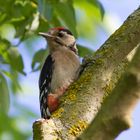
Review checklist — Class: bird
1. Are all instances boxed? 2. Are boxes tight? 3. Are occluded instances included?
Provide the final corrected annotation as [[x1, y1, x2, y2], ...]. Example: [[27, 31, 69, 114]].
[[38, 27, 80, 119]]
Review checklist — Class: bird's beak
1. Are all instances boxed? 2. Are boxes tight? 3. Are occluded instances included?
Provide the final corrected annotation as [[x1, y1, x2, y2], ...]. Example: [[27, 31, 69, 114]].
[[38, 32, 54, 39]]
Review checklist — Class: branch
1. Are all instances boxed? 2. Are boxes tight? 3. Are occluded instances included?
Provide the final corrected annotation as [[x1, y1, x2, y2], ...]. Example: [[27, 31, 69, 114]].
[[77, 45, 140, 140], [33, 7, 140, 140]]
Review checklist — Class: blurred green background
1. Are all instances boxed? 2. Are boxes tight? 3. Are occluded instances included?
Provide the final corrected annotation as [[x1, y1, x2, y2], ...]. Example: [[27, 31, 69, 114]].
[[0, 0, 139, 140]]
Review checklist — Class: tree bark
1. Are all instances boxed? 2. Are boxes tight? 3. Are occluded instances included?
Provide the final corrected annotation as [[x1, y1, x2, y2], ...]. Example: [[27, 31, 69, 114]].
[[77, 45, 140, 140], [33, 7, 140, 140]]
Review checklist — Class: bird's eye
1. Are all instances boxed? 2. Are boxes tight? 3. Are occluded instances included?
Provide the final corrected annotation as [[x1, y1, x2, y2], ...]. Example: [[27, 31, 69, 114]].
[[57, 32, 64, 37]]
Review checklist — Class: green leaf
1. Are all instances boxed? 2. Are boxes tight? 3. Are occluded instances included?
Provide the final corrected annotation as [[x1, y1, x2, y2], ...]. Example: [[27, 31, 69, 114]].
[[49, 14, 62, 29], [87, 0, 105, 19], [37, 17, 50, 33], [53, 0, 77, 36], [0, 39, 10, 64], [37, 0, 77, 35], [0, 39, 9, 52], [77, 44, 94, 57], [2, 71, 21, 93], [0, 0, 37, 38], [3, 47, 25, 75], [74, 0, 102, 39], [0, 24, 15, 42], [31, 49, 48, 72], [38, 0, 53, 21], [8, 47, 25, 74], [0, 73, 10, 114]]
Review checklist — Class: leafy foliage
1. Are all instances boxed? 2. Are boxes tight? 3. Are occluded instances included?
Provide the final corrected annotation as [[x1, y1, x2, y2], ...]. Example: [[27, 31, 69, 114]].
[[31, 48, 48, 72], [77, 44, 94, 57], [0, 73, 9, 113], [0, 0, 104, 139]]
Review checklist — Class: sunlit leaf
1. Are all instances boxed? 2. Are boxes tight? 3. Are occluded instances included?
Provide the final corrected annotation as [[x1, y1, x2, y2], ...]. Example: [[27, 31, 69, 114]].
[[0, 24, 16, 42], [0, 39, 10, 64], [74, 0, 105, 39], [87, 0, 105, 19], [0, 39, 9, 52], [0, 73, 9, 113]]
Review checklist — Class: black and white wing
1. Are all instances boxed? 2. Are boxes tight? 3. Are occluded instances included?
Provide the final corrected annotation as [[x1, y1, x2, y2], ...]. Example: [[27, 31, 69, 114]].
[[39, 55, 54, 119]]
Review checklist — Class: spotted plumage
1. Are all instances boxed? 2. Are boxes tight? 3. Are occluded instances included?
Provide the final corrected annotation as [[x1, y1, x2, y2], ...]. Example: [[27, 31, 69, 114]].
[[39, 55, 53, 118]]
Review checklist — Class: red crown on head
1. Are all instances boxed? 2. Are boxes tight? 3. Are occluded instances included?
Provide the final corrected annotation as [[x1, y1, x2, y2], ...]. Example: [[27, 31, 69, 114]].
[[51, 27, 65, 31], [50, 27, 73, 35]]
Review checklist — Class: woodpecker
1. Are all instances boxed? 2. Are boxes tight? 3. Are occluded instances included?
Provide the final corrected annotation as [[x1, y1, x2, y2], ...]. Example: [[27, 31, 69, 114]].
[[39, 27, 80, 119]]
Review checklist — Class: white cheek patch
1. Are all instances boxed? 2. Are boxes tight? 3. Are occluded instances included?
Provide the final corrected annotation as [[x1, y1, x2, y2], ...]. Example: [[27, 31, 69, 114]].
[[63, 33, 76, 46]]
